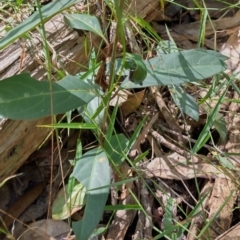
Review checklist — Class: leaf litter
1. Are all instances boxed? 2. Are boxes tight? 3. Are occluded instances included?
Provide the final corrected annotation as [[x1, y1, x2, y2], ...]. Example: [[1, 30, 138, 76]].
[[1, 0, 240, 239]]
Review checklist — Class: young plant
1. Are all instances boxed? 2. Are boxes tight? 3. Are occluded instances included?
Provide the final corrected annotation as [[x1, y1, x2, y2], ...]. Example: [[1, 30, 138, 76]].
[[0, 0, 230, 239]]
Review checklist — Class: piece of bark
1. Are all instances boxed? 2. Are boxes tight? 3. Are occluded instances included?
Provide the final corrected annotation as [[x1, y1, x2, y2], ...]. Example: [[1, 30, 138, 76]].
[[0, 0, 159, 182], [0, 118, 52, 182]]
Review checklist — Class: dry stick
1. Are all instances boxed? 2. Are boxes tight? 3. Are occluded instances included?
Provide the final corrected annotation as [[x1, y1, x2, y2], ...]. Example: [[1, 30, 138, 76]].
[[146, 135, 163, 158], [132, 181, 153, 240], [159, 121, 240, 165], [140, 182, 154, 239], [150, 130, 190, 158], [159, 120, 240, 166], [150, 86, 184, 145], [158, 123, 217, 152], [129, 113, 159, 238], [129, 112, 159, 158]]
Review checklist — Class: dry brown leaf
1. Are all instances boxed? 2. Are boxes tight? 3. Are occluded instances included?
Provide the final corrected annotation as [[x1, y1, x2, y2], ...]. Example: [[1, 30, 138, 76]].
[[216, 223, 240, 240], [144, 152, 230, 180], [173, 9, 240, 40], [120, 90, 145, 117], [202, 179, 237, 239], [220, 27, 240, 76], [225, 96, 240, 167], [109, 89, 130, 106]]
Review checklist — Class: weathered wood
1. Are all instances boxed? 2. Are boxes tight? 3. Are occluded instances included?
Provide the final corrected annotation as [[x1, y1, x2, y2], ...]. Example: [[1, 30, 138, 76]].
[[0, 0, 159, 182]]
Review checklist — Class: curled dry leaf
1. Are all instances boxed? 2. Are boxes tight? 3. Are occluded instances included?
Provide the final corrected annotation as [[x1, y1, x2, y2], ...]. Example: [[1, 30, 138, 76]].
[[110, 89, 145, 117], [120, 90, 145, 117]]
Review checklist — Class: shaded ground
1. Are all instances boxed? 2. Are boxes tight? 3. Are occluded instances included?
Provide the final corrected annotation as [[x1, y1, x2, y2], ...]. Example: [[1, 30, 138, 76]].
[[1, 0, 240, 239]]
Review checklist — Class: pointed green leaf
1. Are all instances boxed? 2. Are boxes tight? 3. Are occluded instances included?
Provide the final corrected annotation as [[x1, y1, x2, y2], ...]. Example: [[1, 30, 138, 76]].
[[64, 14, 107, 42], [105, 204, 141, 211], [163, 198, 173, 231], [79, 96, 105, 127], [71, 147, 110, 240], [0, 73, 95, 119], [213, 113, 227, 143], [105, 104, 119, 142], [106, 58, 130, 76], [192, 81, 229, 154], [170, 86, 199, 121], [215, 154, 236, 170], [39, 123, 97, 129], [0, 0, 84, 49], [121, 49, 227, 89]]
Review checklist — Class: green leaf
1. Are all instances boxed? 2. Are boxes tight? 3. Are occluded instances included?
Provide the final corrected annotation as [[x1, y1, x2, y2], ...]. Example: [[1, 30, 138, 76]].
[[164, 198, 173, 231], [52, 182, 86, 220], [124, 53, 147, 85], [121, 49, 227, 89], [79, 96, 105, 127], [170, 86, 199, 121], [215, 154, 236, 170], [105, 204, 141, 211], [132, 151, 149, 165], [154, 194, 207, 239], [75, 139, 83, 160], [71, 147, 110, 240], [104, 134, 129, 166], [192, 80, 230, 154], [39, 123, 97, 129], [105, 104, 119, 142], [199, 49, 228, 61], [106, 58, 130, 76], [107, 55, 147, 85], [0, 73, 95, 120], [90, 227, 107, 238], [0, 0, 84, 49], [128, 116, 147, 150], [213, 113, 227, 143], [64, 14, 107, 42]]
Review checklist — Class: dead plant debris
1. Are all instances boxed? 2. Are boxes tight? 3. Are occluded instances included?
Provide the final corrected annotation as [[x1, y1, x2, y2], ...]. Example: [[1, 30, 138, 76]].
[[1, 0, 240, 239]]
